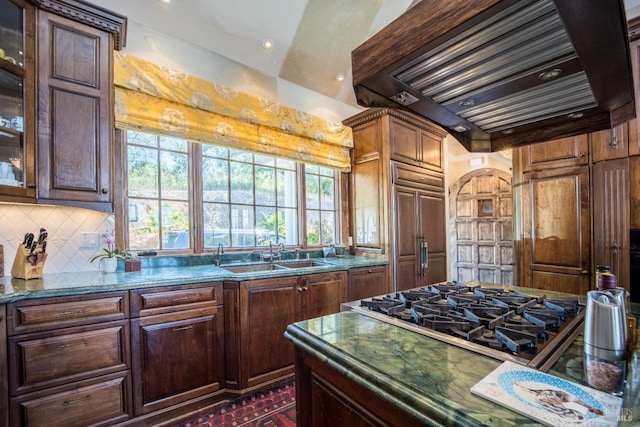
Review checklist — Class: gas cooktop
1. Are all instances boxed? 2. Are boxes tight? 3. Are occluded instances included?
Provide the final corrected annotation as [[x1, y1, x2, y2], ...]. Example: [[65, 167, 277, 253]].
[[342, 283, 585, 372]]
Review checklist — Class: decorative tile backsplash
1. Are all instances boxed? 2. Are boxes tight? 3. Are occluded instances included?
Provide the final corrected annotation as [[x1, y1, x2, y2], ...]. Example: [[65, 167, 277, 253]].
[[0, 204, 114, 275]]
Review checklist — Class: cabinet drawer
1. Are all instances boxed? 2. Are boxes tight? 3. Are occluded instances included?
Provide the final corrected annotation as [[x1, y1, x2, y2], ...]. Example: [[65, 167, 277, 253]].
[[130, 283, 220, 317], [392, 162, 443, 191], [11, 371, 130, 427], [9, 320, 129, 396], [7, 292, 128, 335]]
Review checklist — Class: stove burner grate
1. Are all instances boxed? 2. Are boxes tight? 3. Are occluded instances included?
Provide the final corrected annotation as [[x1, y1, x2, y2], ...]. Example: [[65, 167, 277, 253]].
[[357, 283, 582, 362]]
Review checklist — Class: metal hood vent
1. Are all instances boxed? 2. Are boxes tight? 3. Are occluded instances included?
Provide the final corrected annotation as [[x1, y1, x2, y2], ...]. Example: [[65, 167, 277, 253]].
[[351, 0, 635, 152]]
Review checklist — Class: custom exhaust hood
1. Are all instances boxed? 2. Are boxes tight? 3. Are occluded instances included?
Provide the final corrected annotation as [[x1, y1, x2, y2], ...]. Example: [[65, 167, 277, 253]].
[[351, 0, 635, 152]]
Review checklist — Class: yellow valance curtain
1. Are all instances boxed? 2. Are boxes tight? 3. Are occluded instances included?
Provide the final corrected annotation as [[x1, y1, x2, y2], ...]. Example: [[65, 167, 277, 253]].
[[113, 52, 353, 171]]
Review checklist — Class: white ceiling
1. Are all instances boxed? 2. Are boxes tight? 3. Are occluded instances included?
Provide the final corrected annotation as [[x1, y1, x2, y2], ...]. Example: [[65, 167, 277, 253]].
[[89, 0, 415, 108], [89, 0, 639, 112]]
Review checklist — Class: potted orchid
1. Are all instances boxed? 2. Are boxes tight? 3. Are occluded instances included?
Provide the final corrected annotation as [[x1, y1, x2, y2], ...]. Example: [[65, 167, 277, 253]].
[[90, 232, 126, 273]]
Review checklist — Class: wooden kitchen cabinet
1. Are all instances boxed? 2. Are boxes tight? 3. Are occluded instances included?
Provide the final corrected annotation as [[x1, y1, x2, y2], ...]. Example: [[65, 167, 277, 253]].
[[344, 108, 447, 291], [0, 305, 8, 427], [224, 271, 347, 393], [520, 134, 588, 172], [631, 156, 640, 229], [0, 0, 37, 203], [130, 283, 224, 415], [516, 161, 591, 295], [6, 292, 131, 426], [35, 9, 115, 211], [11, 372, 129, 427], [591, 124, 630, 162], [349, 116, 386, 252], [0, 0, 125, 212], [389, 115, 443, 173], [593, 158, 630, 291], [348, 265, 389, 301], [393, 185, 447, 291]]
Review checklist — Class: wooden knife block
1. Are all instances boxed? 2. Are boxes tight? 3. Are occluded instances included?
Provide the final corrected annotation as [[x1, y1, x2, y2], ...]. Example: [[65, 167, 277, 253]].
[[11, 247, 47, 280]]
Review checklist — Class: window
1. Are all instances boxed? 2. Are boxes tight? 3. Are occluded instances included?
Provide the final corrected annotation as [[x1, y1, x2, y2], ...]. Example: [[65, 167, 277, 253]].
[[305, 165, 337, 245], [202, 145, 298, 248], [127, 132, 190, 250], [125, 130, 338, 252]]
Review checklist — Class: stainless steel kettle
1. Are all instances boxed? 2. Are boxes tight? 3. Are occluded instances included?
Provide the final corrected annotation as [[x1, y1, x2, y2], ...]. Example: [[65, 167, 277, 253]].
[[583, 289, 628, 394]]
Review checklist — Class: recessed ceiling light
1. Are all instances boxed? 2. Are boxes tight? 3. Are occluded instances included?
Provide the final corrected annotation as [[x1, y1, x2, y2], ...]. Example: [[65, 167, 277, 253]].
[[261, 38, 273, 50], [159, 0, 170, 3], [452, 124, 468, 132], [538, 68, 562, 81], [459, 99, 475, 107], [568, 112, 584, 119], [335, 73, 346, 82]]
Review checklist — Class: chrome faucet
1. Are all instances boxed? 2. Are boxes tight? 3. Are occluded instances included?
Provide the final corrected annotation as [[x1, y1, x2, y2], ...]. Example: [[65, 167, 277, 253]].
[[215, 243, 224, 266], [276, 242, 285, 260]]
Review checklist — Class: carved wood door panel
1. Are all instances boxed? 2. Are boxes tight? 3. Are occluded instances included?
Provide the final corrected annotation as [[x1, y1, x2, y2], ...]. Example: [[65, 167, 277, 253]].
[[450, 169, 513, 285]]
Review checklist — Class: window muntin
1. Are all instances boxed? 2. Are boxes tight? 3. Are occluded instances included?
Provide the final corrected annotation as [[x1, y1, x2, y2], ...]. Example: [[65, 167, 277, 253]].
[[126, 131, 337, 252], [305, 165, 337, 245]]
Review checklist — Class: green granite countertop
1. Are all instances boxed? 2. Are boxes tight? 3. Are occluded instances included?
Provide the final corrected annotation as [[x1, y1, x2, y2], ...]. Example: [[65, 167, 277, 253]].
[[0, 255, 387, 304], [285, 286, 640, 426]]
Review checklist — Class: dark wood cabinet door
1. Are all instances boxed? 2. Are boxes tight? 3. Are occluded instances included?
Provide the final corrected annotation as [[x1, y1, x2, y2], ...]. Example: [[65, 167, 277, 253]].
[[36, 10, 113, 211], [389, 117, 420, 166], [394, 186, 419, 291], [593, 158, 630, 290], [10, 371, 130, 427], [419, 128, 443, 173], [302, 272, 347, 319], [521, 135, 588, 172], [522, 166, 590, 294], [8, 321, 129, 396], [244, 279, 299, 386], [348, 266, 388, 301], [631, 156, 640, 229], [419, 191, 446, 285], [351, 117, 385, 251], [131, 307, 224, 415]]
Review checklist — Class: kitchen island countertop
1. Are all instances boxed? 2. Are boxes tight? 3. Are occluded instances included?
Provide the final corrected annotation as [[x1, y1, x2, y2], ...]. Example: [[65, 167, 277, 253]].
[[285, 284, 640, 426], [0, 255, 387, 304]]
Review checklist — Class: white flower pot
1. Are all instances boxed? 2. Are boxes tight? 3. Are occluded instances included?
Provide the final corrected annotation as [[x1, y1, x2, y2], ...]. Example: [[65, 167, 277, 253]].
[[99, 257, 118, 273]]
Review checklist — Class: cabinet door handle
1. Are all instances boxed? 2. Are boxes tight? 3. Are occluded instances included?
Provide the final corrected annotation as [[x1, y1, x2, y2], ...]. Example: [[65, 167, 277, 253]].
[[27, 183, 36, 188], [59, 341, 87, 349], [172, 325, 193, 332], [58, 309, 89, 317], [101, 188, 108, 194], [302, 287, 308, 291], [610, 127, 618, 147], [63, 395, 91, 406]]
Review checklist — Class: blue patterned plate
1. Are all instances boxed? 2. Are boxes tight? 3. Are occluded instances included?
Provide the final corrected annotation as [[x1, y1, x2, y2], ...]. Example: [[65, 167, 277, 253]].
[[497, 370, 603, 422]]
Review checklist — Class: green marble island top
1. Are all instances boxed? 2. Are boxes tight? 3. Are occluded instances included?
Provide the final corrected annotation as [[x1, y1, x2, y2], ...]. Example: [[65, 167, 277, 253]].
[[285, 296, 640, 426]]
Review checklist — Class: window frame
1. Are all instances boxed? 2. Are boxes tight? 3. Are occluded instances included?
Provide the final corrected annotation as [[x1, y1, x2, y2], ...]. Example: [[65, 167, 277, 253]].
[[115, 129, 342, 254]]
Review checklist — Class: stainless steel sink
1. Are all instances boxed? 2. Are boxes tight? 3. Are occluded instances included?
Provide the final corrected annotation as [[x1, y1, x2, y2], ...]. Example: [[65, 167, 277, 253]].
[[221, 260, 327, 273], [221, 263, 288, 273], [275, 260, 327, 269]]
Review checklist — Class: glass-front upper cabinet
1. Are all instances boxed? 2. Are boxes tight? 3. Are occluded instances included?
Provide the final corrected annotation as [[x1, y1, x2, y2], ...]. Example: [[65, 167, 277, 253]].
[[0, 0, 34, 192]]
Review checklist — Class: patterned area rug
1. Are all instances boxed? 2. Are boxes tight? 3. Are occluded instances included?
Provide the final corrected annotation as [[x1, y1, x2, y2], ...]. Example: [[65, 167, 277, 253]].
[[173, 381, 296, 427]]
